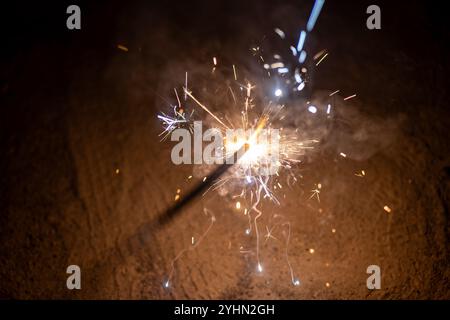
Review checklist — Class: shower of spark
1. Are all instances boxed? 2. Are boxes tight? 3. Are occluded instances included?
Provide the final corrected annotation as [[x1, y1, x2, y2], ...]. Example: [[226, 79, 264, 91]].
[[157, 0, 346, 289], [179, 85, 317, 208], [159, 66, 319, 288]]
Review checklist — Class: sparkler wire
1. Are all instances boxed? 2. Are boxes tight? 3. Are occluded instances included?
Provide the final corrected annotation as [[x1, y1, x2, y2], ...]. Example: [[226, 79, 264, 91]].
[[159, 117, 269, 225]]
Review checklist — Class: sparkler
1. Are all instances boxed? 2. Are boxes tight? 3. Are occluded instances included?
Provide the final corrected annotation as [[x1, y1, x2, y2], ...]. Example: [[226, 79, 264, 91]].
[[157, 0, 341, 289], [159, 71, 318, 287]]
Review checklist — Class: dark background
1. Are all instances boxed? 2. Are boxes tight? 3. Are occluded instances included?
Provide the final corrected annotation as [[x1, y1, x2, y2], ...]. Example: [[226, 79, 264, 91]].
[[0, 0, 449, 299]]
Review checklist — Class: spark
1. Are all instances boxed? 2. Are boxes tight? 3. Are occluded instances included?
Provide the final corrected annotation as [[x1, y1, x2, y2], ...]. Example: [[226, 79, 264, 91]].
[[157, 104, 192, 140], [274, 28, 285, 39], [239, 245, 250, 253], [355, 170, 366, 177], [294, 70, 302, 83], [245, 82, 255, 97], [344, 94, 357, 101], [184, 72, 188, 100], [310, 184, 321, 202], [299, 51, 307, 63], [283, 222, 300, 286], [184, 89, 230, 129], [294, 0, 325, 67], [257, 263, 263, 273], [384, 205, 392, 213], [264, 225, 279, 243], [164, 208, 216, 289], [297, 30, 307, 52], [274, 88, 283, 97], [252, 190, 264, 274], [117, 44, 128, 52], [329, 89, 340, 96], [290, 46, 298, 56], [340, 152, 347, 158], [313, 49, 327, 60], [213, 57, 217, 65], [270, 62, 285, 69], [308, 105, 318, 114], [315, 52, 329, 66], [307, 0, 325, 32]]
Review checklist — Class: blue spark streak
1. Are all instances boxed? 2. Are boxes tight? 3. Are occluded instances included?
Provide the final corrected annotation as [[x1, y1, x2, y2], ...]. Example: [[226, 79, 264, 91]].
[[307, 0, 325, 32]]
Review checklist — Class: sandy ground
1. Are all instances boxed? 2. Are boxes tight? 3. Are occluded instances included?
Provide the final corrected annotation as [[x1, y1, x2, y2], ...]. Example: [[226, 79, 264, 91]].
[[0, 0, 449, 299]]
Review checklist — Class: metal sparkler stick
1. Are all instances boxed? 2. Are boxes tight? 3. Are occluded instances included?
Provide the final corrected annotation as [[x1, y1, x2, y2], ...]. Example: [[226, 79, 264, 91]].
[[158, 116, 268, 225]]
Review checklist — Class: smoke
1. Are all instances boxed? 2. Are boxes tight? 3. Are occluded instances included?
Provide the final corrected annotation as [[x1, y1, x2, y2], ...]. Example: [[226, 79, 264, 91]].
[[302, 90, 403, 161]]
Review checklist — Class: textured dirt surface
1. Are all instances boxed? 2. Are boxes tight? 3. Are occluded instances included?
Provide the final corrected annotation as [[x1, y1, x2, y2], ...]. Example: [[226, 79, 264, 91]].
[[0, 0, 449, 299]]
